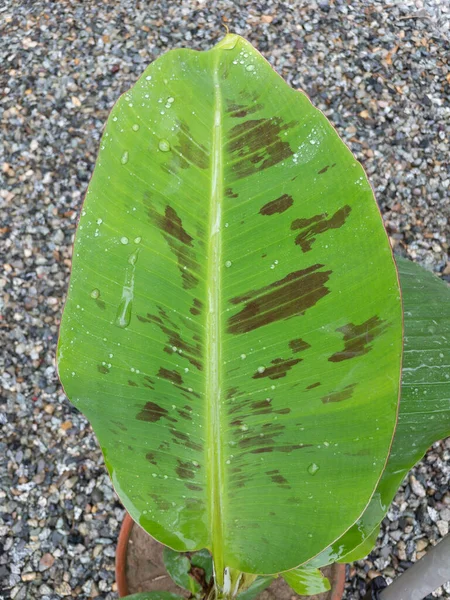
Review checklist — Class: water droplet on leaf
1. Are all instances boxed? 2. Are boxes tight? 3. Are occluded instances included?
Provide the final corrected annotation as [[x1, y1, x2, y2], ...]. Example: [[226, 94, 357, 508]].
[[307, 463, 320, 476], [90, 289, 100, 299], [132, 124, 140, 131], [159, 139, 170, 152], [121, 151, 129, 165], [121, 237, 129, 245], [246, 64, 255, 71], [225, 260, 232, 268]]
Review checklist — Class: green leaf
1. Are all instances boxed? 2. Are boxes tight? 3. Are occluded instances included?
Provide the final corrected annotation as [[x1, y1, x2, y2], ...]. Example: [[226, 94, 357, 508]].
[[282, 567, 330, 595], [190, 549, 213, 584], [163, 547, 202, 594], [123, 594, 185, 600], [236, 576, 273, 600], [311, 257, 450, 565], [337, 524, 380, 563], [57, 33, 402, 574]]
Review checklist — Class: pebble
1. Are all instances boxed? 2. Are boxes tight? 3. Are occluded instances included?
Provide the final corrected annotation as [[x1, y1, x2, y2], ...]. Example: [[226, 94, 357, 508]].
[[2, 2, 449, 600], [410, 476, 426, 498]]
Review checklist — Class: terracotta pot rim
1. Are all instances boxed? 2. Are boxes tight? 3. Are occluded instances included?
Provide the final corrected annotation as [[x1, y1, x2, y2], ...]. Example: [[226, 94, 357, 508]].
[[115, 512, 346, 600]]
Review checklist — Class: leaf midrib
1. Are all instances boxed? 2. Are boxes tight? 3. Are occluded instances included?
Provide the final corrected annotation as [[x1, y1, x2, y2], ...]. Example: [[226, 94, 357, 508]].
[[206, 51, 225, 581]]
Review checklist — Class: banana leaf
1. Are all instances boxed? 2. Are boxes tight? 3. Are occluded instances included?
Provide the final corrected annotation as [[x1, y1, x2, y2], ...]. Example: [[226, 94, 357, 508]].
[[57, 34, 402, 575]]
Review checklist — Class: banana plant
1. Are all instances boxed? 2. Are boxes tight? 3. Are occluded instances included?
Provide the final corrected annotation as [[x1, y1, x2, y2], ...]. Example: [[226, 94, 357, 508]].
[[57, 34, 450, 599]]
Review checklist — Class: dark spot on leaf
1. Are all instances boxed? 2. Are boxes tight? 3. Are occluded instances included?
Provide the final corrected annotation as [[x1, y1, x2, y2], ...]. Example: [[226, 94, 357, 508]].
[[306, 381, 321, 390], [144, 193, 199, 289], [321, 383, 356, 404], [97, 365, 109, 374], [177, 408, 192, 420], [318, 163, 336, 175], [228, 264, 332, 334], [95, 299, 106, 310], [190, 298, 203, 316], [253, 357, 301, 380], [291, 205, 352, 252], [226, 387, 241, 400], [137, 401, 177, 423], [227, 118, 297, 179], [173, 121, 209, 170], [289, 338, 311, 354], [128, 380, 138, 387], [146, 452, 157, 465], [150, 494, 171, 511], [345, 448, 371, 457], [259, 194, 293, 216], [170, 429, 203, 452], [157, 367, 183, 385], [225, 187, 238, 198], [185, 483, 202, 491], [111, 420, 127, 432], [266, 470, 290, 487], [143, 376, 155, 390], [328, 316, 389, 362], [176, 459, 196, 479], [227, 101, 263, 118], [139, 306, 203, 371]]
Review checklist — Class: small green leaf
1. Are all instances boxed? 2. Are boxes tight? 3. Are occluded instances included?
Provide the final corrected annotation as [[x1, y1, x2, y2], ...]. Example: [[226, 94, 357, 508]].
[[163, 547, 202, 594], [236, 576, 273, 600], [282, 567, 330, 596], [190, 548, 213, 584], [123, 594, 185, 600]]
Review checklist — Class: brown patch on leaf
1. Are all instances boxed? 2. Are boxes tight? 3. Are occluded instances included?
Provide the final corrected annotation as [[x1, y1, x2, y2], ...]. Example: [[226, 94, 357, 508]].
[[227, 117, 297, 179], [144, 193, 199, 289], [138, 306, 203, 371], [306, 381, 321, 390], [291, 205, 352, 252], [289, 338, 311, 354], [176, 459, 198, 480], [146, 452, 157, 465], [266, 469, 290, 487], [227, 101, 263, 118], [225, 187, 238, 198], [185, 483, 202, 491], [189, 298, 203, 316], [321, 383, 356, 404], [173, 121, 209, 170], [170, 429, 202, 452], [111, 420, 127, 432], [157, 367, 183, 385], [318, 163, 336, 175], [259, 194, 293, 216], [252, 357, 301, 380], [328, 316, 389, 362], [128, 380, 138, 387], [97, 364, 109, 374], [228, 264, 332, 334], [136, 401, 177, 423], [177, 408, 192, 420], [150, 494, 171, 511], [143, 376, 155, 390]]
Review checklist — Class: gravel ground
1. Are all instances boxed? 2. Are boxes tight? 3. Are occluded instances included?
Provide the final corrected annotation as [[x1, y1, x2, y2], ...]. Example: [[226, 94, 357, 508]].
[[1, 1, 449, 599]]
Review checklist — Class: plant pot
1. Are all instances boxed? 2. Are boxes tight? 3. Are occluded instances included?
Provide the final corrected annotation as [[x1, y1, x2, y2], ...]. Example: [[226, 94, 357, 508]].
[[116, 513, 346, 600]]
